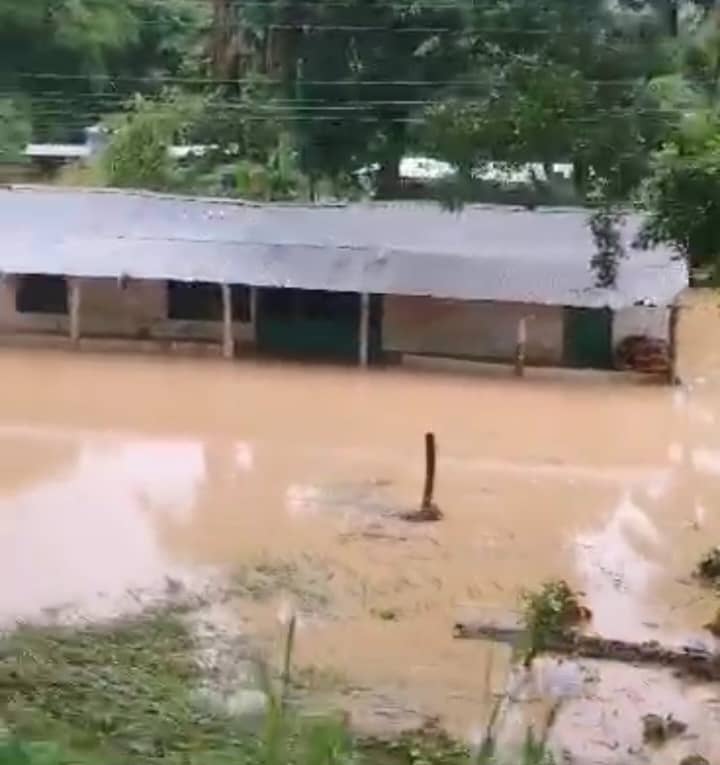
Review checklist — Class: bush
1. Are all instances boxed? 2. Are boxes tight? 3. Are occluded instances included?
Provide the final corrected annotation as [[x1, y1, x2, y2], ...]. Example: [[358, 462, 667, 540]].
[[103, 92, 203, 190], [0, 99, 31, 163], [520, 579, 585, 661]]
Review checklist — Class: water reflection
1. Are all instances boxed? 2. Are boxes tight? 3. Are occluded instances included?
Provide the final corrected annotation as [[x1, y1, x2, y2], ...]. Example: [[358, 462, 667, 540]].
[[575, 494, 662, 640], [0, 431, 208, 620]]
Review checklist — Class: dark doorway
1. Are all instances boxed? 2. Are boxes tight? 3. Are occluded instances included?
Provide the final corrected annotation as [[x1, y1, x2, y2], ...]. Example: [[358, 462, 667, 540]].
[[167, 281, 250, 321], [16, 275, 68, 314]]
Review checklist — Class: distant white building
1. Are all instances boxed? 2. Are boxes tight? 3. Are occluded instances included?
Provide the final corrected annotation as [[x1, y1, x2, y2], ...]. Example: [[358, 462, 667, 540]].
[[356, 156, 574, 186], [23, 125, 215, 167]]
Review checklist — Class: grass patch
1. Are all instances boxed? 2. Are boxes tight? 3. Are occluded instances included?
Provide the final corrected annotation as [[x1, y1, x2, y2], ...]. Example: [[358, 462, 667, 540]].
[[0, 606, 559, 765], [231, 558, 332, 612], [359, 730, 470, 765], [0, 610, 255, 764]]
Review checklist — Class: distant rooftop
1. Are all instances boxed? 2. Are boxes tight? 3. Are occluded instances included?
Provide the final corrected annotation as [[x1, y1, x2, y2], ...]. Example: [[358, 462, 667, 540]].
[[24, 144, 90, 160], [0, 186, 687, 309], [24, 126, 573, 185], [24, 142, 212, 161]]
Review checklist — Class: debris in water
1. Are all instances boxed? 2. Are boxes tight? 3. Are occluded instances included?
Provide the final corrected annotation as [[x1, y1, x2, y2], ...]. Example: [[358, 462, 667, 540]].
[[164, 576, 184, 596], [679, 757, 710, 765], [454, 613, 720, 680], [642, 713, 687, 745], [703, 608, 720, 638], [400, 503, 444, 523], [372, 608, 399, 621], [694, 547, 720, 584]]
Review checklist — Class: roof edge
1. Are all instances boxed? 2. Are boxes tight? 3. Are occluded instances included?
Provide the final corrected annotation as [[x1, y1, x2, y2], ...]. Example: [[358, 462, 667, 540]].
[[2, 184, 647, 217], [3, 184, 350, 209]]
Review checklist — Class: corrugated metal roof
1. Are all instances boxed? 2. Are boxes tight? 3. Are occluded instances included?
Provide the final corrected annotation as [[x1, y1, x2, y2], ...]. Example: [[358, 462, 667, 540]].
[[0, 186, 687, 309]]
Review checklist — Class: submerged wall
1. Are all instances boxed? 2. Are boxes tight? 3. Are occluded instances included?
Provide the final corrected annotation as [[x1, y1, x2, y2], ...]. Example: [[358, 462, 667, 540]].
[[612, 305, 670, 346], [0, 276, 255, 350], [382, 295, 564, 365], [0, 274, 672, 368]]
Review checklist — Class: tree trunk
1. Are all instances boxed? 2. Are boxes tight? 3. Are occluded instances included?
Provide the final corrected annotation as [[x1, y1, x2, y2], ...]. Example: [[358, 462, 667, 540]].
[[210, 0, 242, 83], [375, 121, 406, 200], [572, 158, 589, 198], [375, 157, 402, 199], [667, 0, 679, 37]]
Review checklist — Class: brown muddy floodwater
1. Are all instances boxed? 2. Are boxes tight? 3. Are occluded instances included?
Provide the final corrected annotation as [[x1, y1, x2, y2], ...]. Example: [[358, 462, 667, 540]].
[[3, 290, 720, 762]]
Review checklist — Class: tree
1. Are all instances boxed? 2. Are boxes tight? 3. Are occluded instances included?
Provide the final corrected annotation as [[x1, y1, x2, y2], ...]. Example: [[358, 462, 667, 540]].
[[0, 0, 206, 141], [103, 91, 203, 189], [0, 98, 31, 162], [423, 0, 677, 202], [639, 112, 720, 272], [242, 0, 468, 196]]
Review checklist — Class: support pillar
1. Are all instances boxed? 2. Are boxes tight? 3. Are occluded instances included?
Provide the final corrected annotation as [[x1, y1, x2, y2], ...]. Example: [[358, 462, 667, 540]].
[[221, 283, 234, 359], [668, 303, 680, 385], [359, 292, 370, 367], [250, 286, 258, 326], [514, 317, 527, 377], [69, 278, 81, 346]]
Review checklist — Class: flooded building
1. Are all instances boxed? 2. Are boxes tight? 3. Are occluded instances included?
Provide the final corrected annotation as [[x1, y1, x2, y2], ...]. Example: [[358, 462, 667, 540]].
[[0, 186, 687, 372]]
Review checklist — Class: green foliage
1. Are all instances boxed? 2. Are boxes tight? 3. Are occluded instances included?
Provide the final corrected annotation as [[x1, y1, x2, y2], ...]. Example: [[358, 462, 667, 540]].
[[0, 610, 256, 764], [518, 728, 556, 765], [0, 605, 565, 765], [0, 0, 206, 141], [424, 0, 676, 205], [0, 737, 89, 765], [639, 114, 720, 270], [588, 205, 627, 288], [0, 98, 31, 162], [520, 579, 583, 660], [234, 134, 307, 200], [260, 0, 468, 195], [103, 92, 203, 189]]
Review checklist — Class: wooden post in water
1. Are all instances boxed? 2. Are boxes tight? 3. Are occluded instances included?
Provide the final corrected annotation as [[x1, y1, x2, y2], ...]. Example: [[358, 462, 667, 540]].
[[221, 283, 234, 359], [514, 317, 527, 377], [421, 432, 436, 510], [69, 278, 81, 346], [359, 292, 370, 367], [249, 286, 258, 327], [668, 303, 680, 385]]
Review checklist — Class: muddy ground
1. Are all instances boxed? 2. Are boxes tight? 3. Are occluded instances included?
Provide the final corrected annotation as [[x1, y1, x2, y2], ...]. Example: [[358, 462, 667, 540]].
[[1, 290, 720, 762]]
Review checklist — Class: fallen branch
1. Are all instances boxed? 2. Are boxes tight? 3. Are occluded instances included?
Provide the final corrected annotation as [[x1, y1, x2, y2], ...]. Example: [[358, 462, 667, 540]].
[[453, 616, 720, 681]]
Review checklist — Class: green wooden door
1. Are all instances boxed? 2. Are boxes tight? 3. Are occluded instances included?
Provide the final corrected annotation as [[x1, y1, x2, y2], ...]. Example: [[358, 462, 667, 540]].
[[563, 307, 613, 369], [256, 288, 360, 361]]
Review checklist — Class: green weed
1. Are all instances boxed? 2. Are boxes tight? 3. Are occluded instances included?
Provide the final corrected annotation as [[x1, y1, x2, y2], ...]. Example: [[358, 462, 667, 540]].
[[0, 606, 559, 765], [520, 580, 584, 663]]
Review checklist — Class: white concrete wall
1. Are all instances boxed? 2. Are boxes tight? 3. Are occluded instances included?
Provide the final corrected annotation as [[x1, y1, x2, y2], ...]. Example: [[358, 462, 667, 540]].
[[612, 306, 670, 347], [0, 277, 255, 348], [382, 295, 564, 364]]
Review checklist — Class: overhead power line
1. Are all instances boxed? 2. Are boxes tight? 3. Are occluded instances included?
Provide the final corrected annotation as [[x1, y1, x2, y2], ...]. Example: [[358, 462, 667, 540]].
[[3, 72, 703, 87], [19, 104, 700, 123]]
